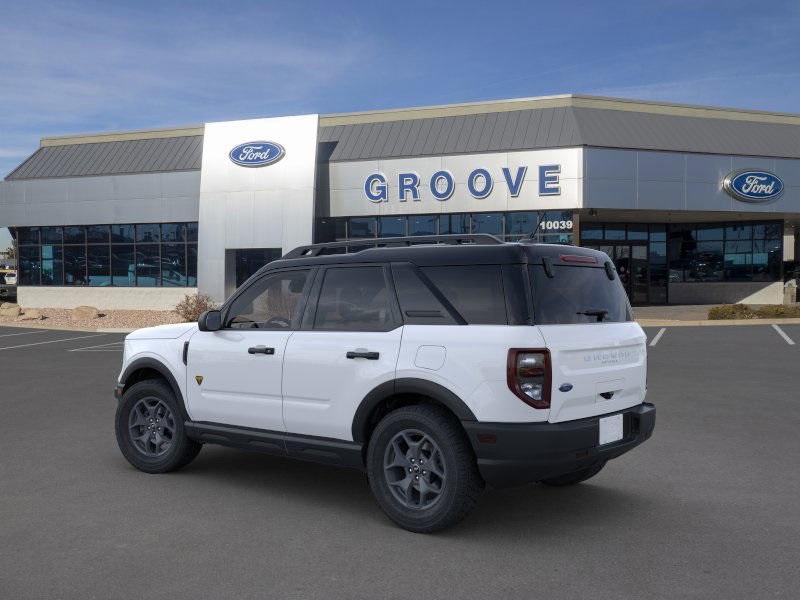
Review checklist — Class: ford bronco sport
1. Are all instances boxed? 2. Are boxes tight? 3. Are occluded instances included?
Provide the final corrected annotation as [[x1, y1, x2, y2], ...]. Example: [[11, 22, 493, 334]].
[[114, 234, 655, 532]]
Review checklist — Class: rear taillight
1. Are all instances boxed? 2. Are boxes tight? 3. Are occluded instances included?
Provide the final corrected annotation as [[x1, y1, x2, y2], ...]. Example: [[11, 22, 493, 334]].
[[507, 349, 551, 409]]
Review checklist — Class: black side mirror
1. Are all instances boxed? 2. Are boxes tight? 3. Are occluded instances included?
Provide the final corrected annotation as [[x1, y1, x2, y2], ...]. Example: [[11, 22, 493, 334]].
[[198, 309, 222, 332]]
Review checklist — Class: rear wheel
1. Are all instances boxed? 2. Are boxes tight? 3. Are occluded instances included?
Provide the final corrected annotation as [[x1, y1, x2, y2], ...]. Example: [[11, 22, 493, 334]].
[[115, 379, 201, 473], [540, 462, 605, 486], [367, 405, 483, 533]]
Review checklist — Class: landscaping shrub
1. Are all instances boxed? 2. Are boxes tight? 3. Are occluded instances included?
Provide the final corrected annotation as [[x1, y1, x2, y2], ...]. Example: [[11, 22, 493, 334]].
[[175, 293, 217, 322]]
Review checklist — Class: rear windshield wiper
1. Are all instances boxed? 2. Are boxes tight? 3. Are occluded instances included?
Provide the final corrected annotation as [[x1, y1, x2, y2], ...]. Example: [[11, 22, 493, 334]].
[[576, 309, 609, 322]]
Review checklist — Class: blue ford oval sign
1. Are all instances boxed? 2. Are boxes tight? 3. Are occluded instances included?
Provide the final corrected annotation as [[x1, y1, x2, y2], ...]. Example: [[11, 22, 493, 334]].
[[723, 169, 784, 203], [229, 141, 285, 167]]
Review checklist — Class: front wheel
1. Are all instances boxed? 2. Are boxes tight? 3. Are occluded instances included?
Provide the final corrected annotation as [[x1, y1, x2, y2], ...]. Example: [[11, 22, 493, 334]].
[[115, 379, 201, 474], [366, 405, 484, 533], [539, 462, 605, 486]]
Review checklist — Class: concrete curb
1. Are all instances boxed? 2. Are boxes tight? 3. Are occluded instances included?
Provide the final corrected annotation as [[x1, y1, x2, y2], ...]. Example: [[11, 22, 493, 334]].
[[637, 318, 800, 327]]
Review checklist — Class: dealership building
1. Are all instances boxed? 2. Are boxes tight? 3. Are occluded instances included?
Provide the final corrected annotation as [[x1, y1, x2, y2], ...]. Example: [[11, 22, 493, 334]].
[[0, 94, 798, 310]]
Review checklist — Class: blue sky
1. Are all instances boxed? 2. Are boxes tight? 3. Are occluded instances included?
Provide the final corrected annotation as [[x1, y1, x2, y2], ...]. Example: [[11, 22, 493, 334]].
[[1, 0, 799, 249]]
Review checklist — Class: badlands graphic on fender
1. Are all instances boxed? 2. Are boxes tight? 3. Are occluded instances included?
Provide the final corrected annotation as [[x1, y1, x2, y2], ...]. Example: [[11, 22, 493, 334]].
[[229, 141, 285, 167], [723, 169, 784, 203]]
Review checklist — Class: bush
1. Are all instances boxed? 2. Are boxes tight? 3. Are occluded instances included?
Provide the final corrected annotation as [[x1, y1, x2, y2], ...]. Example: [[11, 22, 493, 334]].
[[708, 304, 800, 320], [175, 294, 217, 322]]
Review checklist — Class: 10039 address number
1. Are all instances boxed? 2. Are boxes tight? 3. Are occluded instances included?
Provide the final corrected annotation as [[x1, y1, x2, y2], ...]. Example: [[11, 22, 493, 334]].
[[539, 220, 573, 231]]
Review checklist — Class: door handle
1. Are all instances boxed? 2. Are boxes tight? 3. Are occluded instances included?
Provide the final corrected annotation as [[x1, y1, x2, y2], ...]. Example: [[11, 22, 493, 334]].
[[248, 346, 275, 355], [346, 350, 380, 360]]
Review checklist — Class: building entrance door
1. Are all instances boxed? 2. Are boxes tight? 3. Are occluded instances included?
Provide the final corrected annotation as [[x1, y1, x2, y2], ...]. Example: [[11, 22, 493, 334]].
[[586, 243, 650, 305]]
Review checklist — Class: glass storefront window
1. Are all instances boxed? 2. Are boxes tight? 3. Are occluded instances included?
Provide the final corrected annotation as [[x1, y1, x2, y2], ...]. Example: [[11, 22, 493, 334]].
[[15, 222, 197, 288], [187, 245, 198, 286], [136, 224, 160, 243], [86, 225, 109, 244], [136, 245, 160, 286], [378, 216, 406, 237], [604, 224, 626, 240], [161, 244, 187, 286], [112, 245, 136, 287], [649, 224, 667, 242], [580, 223, 603, 240], [64, 226, 85, 244], [87, 245, 111, 286], [471, 213, 503, 236], [41, 227, 63, 245], [18, 227, 40, 245], [627, 225, 648, 240], [725, 224, 752, 240], [111, 224, 135, 243], [696, 225, 724, 241], [439, 214, 469, 235], [410, 215, 437, 236], [161, 223, 185, 243], [19, 246, 40, 285], [41, 245, 63, 286], [506, 212, 538, 236], [64, 246, 87, 285], [348, 217, 376, 239]]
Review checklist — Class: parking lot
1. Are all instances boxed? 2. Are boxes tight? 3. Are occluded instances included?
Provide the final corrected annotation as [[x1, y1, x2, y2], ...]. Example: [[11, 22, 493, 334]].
[[0, 323, 798, 599]]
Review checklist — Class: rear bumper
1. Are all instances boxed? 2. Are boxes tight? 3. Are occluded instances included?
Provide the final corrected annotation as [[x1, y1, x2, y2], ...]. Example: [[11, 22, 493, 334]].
[[463, 403, 655, 489]]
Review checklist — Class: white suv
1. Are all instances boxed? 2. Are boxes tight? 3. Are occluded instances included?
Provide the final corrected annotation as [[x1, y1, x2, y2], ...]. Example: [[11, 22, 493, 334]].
[[114, 235, 655, 532]]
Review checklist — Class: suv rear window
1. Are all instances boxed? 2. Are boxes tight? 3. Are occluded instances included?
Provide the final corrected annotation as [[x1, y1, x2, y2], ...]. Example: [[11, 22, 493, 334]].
[[530, 265, 631, 324]]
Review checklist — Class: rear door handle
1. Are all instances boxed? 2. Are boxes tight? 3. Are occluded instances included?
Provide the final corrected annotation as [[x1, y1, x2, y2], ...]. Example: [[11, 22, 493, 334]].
[[346, 350, 380, 360], [248, 346, 275, 355]]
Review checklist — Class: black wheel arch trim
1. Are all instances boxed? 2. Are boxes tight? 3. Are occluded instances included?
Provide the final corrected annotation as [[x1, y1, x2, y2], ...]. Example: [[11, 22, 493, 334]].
[[118, 357, 189, 422], [351, 378, 477, 443]]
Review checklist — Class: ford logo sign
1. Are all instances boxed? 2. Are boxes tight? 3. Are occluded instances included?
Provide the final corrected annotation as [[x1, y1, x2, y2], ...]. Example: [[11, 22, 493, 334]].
[[723, 169, 784, 203], [229, 141, 285, 167]]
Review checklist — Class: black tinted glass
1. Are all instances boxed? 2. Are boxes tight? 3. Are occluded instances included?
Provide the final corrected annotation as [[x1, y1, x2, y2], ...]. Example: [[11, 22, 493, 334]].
[[530, 265, 631, 324], [391, 264, 456, 325], [227, 270, 310, 329], [314, 267, 395, 331], [421, 265, 507, 325], [111, 224, 135, 243]]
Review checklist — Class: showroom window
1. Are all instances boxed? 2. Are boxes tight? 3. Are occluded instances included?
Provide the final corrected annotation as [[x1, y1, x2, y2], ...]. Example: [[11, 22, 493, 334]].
[[14, 223, 199, 287], [315, 210, 574, 247]]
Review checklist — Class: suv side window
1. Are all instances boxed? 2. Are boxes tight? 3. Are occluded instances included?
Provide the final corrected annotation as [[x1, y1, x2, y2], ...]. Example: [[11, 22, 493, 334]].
[[421, 265, 508, 325], [313, 266, 397, 331], [226, 269, 310, 329], [391, 263, 457, 325]]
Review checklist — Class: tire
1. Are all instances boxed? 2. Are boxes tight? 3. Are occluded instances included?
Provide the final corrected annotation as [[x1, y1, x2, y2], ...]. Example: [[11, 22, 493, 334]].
[[366, 405, 484, 533], [539, 462, 605, 486], [115, 379, 201, 474]]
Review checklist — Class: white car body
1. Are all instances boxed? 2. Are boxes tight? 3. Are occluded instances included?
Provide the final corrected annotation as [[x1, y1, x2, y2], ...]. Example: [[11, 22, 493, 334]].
[[116, 239, 655, 514]]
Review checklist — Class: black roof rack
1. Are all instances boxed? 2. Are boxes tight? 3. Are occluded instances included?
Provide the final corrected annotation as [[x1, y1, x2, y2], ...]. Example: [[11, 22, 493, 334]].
[[282, 234, 504, 259]]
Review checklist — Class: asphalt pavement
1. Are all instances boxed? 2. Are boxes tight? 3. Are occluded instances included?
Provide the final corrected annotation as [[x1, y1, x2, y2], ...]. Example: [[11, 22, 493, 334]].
[[0, 324, 798, 599]]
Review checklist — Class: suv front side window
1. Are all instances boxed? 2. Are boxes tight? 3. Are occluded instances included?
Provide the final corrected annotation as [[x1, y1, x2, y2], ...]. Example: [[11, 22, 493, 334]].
[[226, 269, 310, 329], [313, 266, 397, 331]]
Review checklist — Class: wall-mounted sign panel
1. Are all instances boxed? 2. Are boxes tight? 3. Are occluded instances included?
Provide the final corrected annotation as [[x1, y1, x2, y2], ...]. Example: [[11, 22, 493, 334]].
[[328, 148, 582, 217]]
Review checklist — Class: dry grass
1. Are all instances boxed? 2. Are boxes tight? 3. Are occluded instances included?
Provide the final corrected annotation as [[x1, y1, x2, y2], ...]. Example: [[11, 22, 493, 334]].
[[708, 304, 800, 320]]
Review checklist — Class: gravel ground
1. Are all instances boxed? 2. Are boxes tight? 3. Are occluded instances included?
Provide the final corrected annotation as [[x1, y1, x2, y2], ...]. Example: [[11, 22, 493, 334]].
[[0, 307, 185, 330]]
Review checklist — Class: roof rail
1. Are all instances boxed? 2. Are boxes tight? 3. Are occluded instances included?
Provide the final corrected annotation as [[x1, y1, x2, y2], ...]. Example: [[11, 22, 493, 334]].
[[282, 234, 504, 259]]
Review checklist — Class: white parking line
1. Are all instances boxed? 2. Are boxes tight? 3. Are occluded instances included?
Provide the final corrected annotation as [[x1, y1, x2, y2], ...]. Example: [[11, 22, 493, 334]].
[[771, 324, 795, 346], [68, 340, 124, 352], [0, 333, 107, 351], [0, 330, 49, 339], [649, 327, 666, 347]]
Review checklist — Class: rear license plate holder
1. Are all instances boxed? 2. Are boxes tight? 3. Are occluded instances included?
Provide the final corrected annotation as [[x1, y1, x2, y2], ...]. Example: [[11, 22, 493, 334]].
[[599, 413, 624, 446]]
